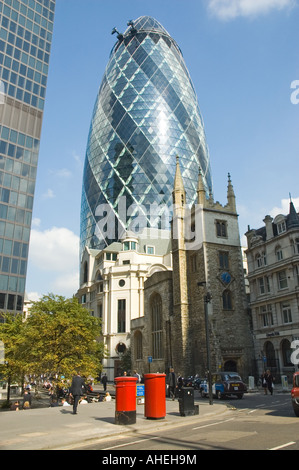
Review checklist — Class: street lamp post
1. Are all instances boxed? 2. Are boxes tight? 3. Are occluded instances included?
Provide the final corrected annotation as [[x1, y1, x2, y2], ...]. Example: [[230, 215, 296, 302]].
[[198, 282, 213, 405]]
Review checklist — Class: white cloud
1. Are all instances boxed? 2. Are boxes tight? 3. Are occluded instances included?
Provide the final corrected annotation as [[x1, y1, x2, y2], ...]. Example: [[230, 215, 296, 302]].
[[50, 168, 73, 179], [42, 188, 55, 199], [27, 227, 80, 298], [269, 197, 299, 218], [207, 0, 295, 20]]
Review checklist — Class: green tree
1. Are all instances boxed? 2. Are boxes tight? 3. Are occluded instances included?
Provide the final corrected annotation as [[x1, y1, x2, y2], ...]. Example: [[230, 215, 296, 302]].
[[0, 312, 27, 403], [23, 294, 105, 381]]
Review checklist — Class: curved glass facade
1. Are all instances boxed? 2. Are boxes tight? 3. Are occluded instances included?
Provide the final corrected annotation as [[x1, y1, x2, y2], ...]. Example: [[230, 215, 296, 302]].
[[81, 16, 212, 254]]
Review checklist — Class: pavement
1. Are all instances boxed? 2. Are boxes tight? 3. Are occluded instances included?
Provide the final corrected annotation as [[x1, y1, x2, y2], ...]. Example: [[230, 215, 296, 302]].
[[0, 386, 229, 451]]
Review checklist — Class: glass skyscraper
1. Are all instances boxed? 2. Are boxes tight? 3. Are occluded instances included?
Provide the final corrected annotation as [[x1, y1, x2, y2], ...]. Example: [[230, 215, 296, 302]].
[[81, 16, 212, 254], [0, 0, 55, 312]]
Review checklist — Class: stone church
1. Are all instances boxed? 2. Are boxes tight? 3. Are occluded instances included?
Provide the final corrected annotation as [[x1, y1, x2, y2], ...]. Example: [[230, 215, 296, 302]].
[[131, 158, 254, 379]]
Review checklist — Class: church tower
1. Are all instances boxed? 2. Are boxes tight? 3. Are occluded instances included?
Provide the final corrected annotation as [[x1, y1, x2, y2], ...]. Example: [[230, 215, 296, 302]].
[[170, 169, 254, 378], [188, 173, 254, 376], [171, 157, 190, 375]]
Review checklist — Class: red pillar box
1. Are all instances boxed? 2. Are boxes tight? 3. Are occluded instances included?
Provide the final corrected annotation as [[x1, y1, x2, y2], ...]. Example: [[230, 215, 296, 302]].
[[114, 377, 138, 425], [144, 373, 166, 419]]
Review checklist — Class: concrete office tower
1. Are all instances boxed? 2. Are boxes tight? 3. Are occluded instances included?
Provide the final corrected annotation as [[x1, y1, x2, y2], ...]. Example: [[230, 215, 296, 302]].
[[80, 16, 212, 255], [0, 0, 55, 311]]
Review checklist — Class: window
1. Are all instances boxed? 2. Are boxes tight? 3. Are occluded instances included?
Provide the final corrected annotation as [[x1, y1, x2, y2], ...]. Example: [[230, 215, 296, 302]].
[[216, 220, 227, 238], [277, 220, 286, 234], [123, 241, 137, 251], [134, 330, 143, 360], [98, 304, 102, 319], [275, 246, 283, 261], [256, 253, 262, 268], [219, 251, 229, 269], [146, 245, 155, 255], [83, 261, 88, 283], [222, 289, 232, 310], [151, 294, 163, 359], [258, 276, 270, 295], [282, 303, 292, 324], [258, 277, 265, 294], [278, 270, 288, 289], [117, 299, 126, 333], [259, 305, 273, 327]]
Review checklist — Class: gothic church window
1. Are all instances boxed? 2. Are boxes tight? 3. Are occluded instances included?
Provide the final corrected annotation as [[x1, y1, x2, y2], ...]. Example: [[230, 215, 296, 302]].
[[134, 331, 143, 360], [222, 289, 233, 310], [216, 220, 227, 238], [219, 251, 229, 269], [151, 294, 163, 359]]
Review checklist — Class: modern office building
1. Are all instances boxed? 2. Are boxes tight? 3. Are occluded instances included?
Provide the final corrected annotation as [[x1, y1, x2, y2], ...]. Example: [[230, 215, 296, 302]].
[[0, 0, 55, 312], [80, 16, 212, 255]]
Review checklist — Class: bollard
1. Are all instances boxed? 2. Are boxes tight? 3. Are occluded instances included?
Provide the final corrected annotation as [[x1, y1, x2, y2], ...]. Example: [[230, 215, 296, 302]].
[[114, 377, 138, 425], [144, 373, 166, 419]]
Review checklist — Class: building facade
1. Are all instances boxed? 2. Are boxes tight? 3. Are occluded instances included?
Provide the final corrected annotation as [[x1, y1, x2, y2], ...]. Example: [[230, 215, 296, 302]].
[[0, 0, 55, 312], [245, 201, 299, 382], [131, 162, 254, 380], [80, 16, 212, 255], [78, 15, 255, 381], [77, 229, 172, 380]]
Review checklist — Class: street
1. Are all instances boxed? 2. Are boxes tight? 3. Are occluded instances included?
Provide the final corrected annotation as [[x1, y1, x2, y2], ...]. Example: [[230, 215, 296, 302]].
[[73, 390, 298, 451]]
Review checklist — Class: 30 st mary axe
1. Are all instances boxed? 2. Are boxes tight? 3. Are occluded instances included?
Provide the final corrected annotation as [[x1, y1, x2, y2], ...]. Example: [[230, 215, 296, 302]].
[[80, 16, 212, 255], [0, 0, 55, 312]]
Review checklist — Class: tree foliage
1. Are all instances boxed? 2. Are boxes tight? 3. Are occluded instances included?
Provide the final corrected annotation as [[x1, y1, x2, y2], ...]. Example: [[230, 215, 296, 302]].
[[0, 294, 105, 387]]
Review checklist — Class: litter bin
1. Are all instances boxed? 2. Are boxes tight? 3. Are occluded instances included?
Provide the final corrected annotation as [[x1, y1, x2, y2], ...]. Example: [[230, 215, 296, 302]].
[[144, 373, 166, 419], [114, 376, 138, 425], [178, 387, 199, 417]]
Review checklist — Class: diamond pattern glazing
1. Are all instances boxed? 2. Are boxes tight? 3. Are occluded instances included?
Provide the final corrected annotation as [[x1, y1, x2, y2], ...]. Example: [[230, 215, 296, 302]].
[[80, 16, 212, 253]]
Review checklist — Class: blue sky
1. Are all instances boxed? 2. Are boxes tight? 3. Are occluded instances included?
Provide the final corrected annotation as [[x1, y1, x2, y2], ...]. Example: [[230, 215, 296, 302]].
[[25, 0, 299, 300]]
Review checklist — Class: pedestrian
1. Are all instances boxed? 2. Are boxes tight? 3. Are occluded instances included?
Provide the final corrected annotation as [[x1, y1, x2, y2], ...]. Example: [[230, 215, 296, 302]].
[[103, 392, 112, 402], [79, 395, 88, 404], [168, 367, 177, 400], [69, 372, 87, 415], [61, 398, 70, 407], [101, 373, 108, 392], [10, 401, 20, 411], [133, 370, 141, 383], [266, 370, 274, 395], [22, 389, 32, 409], [177, 374, 183, 391], [261, 372, 268, 395]]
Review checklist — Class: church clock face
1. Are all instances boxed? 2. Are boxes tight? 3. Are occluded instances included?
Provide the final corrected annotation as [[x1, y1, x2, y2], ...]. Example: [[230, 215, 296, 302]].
[[220, 272, 231, 285]]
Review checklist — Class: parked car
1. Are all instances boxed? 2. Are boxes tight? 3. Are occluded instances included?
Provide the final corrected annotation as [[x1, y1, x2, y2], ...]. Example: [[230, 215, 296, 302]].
[[201, 372, 247, 399], [291, 372, 299, 417]]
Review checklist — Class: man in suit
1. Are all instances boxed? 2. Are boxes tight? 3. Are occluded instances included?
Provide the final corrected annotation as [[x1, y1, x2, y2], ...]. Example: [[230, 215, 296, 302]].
[[70, 373, 86, 414]]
